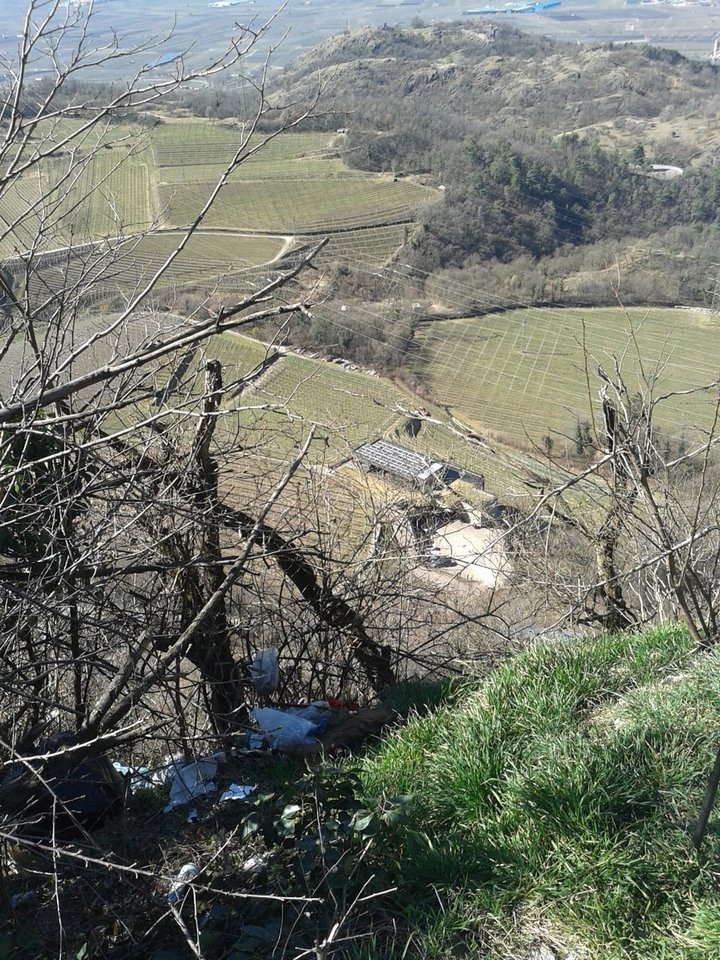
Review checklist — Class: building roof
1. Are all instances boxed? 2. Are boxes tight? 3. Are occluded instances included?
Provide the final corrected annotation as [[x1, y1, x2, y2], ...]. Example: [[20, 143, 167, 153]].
[[356, 439, 485, 490], [355, 440, 441, 482]]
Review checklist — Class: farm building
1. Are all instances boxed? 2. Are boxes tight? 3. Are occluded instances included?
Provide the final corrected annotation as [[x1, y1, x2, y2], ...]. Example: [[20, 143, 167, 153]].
[[355, 439, 484, 492]]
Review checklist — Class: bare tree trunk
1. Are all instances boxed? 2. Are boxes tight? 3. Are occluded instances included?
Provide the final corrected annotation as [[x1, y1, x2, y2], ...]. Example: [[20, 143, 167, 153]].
[[595, 500, 634, 632], [595, 389, 635, 632], [218, 504, 396, 692], [182, 360, 247, 734]]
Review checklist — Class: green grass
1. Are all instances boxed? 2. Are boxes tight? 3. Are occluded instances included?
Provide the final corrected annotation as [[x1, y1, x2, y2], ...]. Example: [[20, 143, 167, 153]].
[[355, 624, 720, 958], [415, 306, 720, 451], [111, 231, 284, 285]]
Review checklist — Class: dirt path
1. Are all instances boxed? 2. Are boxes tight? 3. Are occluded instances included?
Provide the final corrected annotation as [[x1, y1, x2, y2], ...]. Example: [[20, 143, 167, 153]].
[[430, 520, 512, 587]]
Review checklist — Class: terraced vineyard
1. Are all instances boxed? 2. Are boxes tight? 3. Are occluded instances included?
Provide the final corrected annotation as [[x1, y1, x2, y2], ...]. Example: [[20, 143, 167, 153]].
[[152, 127, 347, 180], [315, 224, 408, 266], [158, 177, 430, 233], [415, 306, 720, 450], [222, 348, 408, 462], [39, 147, 155, 241], [0, 174, 46, 257], [151, 124, 431, 236], [145, 332, 403, 451], [16, 232, 285, 307], [152, 332, 489, 472], [0, 123, 432, 300]]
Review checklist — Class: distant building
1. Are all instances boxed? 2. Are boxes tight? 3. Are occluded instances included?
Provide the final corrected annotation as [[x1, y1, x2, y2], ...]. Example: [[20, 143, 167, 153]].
[[648, 164, 684, 180], [355, 439, 484, 492]]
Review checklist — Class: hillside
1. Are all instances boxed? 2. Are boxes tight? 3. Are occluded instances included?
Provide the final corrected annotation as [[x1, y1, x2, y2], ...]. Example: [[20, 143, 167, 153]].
[[283, 22, 719, 165], [353, 624, 720, 959], [7, 624, 719, 959], [276, 22, 720, 312], [5, 11, 720, 960]]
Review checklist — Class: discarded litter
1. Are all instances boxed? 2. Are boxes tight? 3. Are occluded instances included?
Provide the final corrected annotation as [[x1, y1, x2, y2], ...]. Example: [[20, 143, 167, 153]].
[[286, 703, 331, 731], [0, 731, 124, 836], [162, 752, 225, 812], [219, 783, 256, 803], [247, 702, 391, 752], [250, 647, 279, 694], [239, 851, 271, 876], [112, 762, 156, 792], [113, 753, 184, 793], [166, 863, 200, 905], [250, 707, 322, 750]]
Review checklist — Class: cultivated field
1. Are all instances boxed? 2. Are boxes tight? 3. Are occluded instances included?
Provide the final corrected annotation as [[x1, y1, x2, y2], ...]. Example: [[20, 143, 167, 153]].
[[0, 175, 45, 258], [0, 124, 432, 296], [150, 126, 346, 176], [214, 345, 408, 463], [415, 305, 720, 451], [148, 329, 509, 480], [158, 178, 429, 233], [150, 124, 432, 234], [13, 232, 286, 310]]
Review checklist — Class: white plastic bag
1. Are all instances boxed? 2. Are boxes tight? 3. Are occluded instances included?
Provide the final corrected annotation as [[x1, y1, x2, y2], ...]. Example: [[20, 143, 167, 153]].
[[162, 751, 225, 812], [166, 863, 200, 904], [250, 707, 320, 749], [250, 647, 279, 695]]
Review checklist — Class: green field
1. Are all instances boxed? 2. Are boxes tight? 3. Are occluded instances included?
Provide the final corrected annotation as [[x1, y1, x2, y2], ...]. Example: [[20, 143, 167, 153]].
[[216, 345, 408, 462], [415, 306, 720, 451], [158, 177, 430, 232], [0, 173, 45, 257], [151, 125, 431, 233], [151, 126, 348, 179], [42, 147, 155, 240], [147, 329, 554, 505], [209, 337, 553, 515], [315, 224, 409, 265]]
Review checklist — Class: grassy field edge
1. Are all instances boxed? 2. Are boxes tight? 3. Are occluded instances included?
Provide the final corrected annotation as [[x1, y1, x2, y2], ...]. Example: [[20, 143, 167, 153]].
[[353, 624, 720, 959]]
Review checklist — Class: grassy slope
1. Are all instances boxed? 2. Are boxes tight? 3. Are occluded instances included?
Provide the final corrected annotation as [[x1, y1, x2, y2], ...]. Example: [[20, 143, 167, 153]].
[[415, 306, 720, 450], [357, 625, 720, 959]]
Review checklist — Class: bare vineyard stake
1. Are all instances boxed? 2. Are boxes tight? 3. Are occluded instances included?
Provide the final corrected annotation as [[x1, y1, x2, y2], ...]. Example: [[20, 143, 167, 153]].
[[693, 741, 720, 850]]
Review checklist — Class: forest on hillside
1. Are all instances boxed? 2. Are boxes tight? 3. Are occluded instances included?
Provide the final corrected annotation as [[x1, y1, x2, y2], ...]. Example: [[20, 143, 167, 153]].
[[273, 22, 720, 321]]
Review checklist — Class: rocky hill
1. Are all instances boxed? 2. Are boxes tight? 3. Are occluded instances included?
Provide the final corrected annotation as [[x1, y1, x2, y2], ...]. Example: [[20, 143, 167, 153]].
[[282, 21, 719, 168], [275, 22, 720, 312]]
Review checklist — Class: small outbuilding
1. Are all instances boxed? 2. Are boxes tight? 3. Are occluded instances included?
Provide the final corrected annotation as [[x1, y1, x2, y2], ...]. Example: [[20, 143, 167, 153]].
[[355, 439, 484, 492]]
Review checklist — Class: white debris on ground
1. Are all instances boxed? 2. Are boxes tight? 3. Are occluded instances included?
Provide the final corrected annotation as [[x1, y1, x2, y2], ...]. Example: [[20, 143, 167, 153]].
[[219, 784, 256, 803], [166, 863, 200, 905], [162, 752, 225, 812]]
